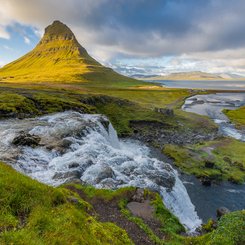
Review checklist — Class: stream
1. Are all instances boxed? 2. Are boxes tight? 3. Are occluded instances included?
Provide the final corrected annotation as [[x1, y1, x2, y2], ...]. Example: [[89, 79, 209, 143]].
[[181, 92, 245, 222], [182, 92, 245, 141], [0, 111, 201, 232]]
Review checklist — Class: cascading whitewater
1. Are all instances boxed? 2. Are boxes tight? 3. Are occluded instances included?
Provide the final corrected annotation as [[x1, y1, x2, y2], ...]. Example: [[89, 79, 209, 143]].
[[0, 111, 202, 231]]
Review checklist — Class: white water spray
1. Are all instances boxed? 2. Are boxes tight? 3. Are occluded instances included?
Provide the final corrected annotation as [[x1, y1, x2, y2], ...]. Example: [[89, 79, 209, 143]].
[[0, 111, 202, 231]]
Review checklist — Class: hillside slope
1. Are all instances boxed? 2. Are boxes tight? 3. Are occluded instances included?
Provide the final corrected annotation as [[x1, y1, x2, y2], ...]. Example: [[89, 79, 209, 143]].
[[0, 21, 136, 85]]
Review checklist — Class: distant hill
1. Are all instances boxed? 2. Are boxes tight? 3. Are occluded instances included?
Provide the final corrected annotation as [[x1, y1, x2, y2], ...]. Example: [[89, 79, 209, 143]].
[[139, 71, 225, 81], [0, 21, 135, 84], [135, 71, 245, 81]]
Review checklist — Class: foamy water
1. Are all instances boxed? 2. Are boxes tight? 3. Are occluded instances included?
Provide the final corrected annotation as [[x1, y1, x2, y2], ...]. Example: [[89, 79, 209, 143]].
[[0, 111, 201, 231]]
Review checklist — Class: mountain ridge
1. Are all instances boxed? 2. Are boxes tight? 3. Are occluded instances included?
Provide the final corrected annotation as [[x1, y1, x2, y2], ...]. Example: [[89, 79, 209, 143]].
[[134, 71, 245, 81], [0, 21, 134, 84]]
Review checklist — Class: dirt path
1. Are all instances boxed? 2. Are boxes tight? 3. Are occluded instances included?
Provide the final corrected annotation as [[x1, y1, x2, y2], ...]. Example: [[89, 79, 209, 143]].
[[66, 186, 165, 245]]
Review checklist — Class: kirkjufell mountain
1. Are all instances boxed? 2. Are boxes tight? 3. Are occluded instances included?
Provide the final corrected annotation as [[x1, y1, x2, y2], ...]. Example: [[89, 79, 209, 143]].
[[0, 20, 133, 83]]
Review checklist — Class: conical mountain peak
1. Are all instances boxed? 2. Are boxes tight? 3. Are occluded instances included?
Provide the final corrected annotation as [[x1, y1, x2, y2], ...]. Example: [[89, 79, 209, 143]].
[[0, 21, 133, 84], [42, 20, 76, 42]]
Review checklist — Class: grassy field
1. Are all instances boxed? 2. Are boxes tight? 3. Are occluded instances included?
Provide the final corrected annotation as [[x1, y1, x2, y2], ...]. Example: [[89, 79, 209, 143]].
[[0, 162, 133, 244], [164, 138, 245, 183], [223, 106, 245, 129]]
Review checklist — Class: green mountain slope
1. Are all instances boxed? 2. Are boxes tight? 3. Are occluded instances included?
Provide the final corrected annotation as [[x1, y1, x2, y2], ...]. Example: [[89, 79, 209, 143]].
[[0, 21, 135, 84]]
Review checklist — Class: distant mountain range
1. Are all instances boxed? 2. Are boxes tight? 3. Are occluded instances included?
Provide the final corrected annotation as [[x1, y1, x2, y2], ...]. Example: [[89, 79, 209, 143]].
[[132, 71, 245, 81]]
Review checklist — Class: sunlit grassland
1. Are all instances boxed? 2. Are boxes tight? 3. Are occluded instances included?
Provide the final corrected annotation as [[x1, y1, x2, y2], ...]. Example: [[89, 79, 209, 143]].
[[0, 162, 132, 245], [223, 106, 245, 129], [164, 138, 245, 183]]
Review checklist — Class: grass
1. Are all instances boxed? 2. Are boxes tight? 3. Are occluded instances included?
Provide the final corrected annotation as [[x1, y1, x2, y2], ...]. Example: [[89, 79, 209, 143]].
[[0, 20, 244, 244], [163, 138, 245, 183], [0, 162, 133, 245], [223, 106, 245, 129], [1, 163, 243, 244], [187, 210, 245, 245]]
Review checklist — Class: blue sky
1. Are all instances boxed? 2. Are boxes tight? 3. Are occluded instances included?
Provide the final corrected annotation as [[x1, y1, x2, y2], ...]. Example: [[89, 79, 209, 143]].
[[1, 0, 245, 76]]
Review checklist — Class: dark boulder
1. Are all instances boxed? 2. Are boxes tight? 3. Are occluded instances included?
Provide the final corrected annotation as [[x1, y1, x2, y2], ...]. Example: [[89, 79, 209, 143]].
[[12, 132, 41, 147], [95, 164, 115, 183], [216, 207, 230, 218], [148, 171, 175, 191], [68, 162, 80, 169], [200, 177, 212, 186], [53, 170, 82, 183]]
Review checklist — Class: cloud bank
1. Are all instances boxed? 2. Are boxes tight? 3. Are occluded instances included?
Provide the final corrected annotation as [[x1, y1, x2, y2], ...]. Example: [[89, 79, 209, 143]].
[[0, 0, 245, 75]]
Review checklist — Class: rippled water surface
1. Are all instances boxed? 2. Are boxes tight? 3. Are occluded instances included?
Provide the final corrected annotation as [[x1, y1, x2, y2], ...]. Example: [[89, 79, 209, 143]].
[[182, 93, 245, 141]]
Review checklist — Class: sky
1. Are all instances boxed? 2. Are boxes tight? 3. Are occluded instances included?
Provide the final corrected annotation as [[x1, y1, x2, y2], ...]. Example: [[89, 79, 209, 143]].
[[1, 0, 245, 76]]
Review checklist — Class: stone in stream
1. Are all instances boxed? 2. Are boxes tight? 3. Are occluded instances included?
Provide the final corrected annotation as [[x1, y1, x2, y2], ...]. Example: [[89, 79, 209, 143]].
[[200, 177, 212, 186], [95, 164, 115, 184], [12, 132, 41, 147]]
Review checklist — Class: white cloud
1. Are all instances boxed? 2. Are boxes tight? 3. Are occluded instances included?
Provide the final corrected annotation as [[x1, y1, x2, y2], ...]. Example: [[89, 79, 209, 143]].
[[3, 45, 13, 51], [24, 36, 30, 44], [0, 26, 10, 39], [0, 0, 245, 75]]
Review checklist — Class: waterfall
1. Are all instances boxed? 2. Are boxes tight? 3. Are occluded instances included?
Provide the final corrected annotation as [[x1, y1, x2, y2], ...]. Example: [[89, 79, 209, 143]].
[[0, 111, 202, 231], [108, 123, 120, 149]]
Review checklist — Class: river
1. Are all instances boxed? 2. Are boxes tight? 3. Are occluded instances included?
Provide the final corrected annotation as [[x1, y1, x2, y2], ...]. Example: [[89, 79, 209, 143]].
[[0, 111, 201, 232], [182, 92, 245, 141], [181, 92, 245, 222]]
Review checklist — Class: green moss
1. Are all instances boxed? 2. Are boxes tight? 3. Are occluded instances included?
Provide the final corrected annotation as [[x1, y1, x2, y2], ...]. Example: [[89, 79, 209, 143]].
[[163, 138, 245, 183], [151, 193, 184, 235], [188, 211, 245, 245], [32, 93, 94, 114], [0, 93, 38, 117]]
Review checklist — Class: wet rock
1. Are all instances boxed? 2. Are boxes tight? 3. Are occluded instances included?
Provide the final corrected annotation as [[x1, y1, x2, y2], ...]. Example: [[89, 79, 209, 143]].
[[95, 164, 115, 183], [148, 171, 175, 191], [130, 120, 218, 147], [131, 188, 145, 203], [200, 177, 212, 186], [12, 132, 41, 147], [68, 162, 80, 168], [53, 170, 81, 182], [217, 207, 230, 218], [61, 138, 73, 148]]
